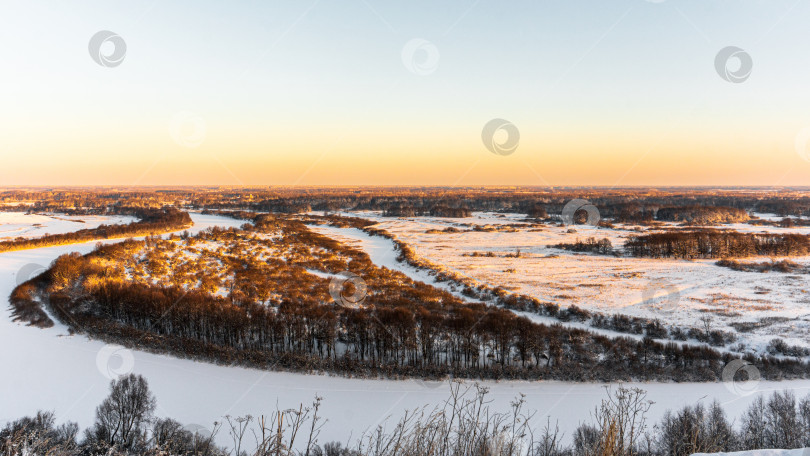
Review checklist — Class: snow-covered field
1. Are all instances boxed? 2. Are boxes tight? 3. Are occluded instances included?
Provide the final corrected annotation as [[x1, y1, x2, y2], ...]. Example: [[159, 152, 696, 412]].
[[0, 212, 137, 239], [316, 211, 810, 354], [3, 211, 810, 448]]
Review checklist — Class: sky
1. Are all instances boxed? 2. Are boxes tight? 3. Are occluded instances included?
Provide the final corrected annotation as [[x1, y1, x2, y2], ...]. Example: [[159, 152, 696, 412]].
[[1, 0, 810, 186]]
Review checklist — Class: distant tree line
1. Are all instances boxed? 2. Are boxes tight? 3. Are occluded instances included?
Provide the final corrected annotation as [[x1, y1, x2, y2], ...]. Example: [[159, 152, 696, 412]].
[[6, 187, 810, 220], [236, 189, 810, 220], [6, 187, 810, 231], [0, 189, 193, 214]]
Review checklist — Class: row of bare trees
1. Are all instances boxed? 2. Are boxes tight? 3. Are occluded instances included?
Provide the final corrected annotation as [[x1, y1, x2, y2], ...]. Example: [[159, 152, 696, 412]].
[[7, 375, 810, 456]]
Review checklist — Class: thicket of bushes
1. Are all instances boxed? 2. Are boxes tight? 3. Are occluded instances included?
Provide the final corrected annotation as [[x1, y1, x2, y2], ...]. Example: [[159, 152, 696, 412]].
[[716, 259, 802, 273]]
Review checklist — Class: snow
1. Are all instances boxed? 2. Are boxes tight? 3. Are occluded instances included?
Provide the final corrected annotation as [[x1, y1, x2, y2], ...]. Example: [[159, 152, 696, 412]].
[[0, 212, 137, 240], [306, 223, 761, 355], [306, 225, 461, 297], [320, 211, 810, 354], [3, 211, 810, 448], [305, 269, 341, 279]]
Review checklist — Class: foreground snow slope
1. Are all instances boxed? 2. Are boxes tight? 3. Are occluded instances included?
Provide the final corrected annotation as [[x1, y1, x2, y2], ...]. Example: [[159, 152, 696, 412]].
[[2, 212, 810, 447]]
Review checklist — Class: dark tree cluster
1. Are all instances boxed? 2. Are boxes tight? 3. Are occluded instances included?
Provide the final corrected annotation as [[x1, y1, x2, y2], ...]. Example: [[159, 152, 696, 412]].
[[750, 217, 810, 228], [590, 315, 666, 338], [655, 205, 750, 224], [382, 203, 471, 218], [253, 201, 312, 214], [716, 258, 803, 273], [553, 237, 613, 255], [429, 205, 471, 217], [9, 280, 52, 328], [625, 230, 810, 259], [651, 390, 810, 455], [767, 338, 810, 357]]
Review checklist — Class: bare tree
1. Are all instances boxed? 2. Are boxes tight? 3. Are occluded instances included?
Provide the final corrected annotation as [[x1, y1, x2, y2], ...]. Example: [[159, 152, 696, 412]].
[[86, 373, 156, 452], [590, 386, 653, 456], [531, 418, 566, 456], [248, 397, 324, 456], [0, 411, 78, 456], [739, 395, 767, 449], [765, 390, 803, 448]]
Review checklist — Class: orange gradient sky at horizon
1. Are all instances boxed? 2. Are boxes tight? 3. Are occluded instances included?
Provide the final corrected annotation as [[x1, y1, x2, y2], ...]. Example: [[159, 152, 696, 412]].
[[2, 1, 810, 186]]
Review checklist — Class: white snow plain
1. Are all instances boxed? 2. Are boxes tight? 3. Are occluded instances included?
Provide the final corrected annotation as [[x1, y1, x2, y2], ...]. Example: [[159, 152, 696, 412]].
[[319, 211, 810, 354], [0, 212, 137, 240], [2, 212, 810, 448]]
